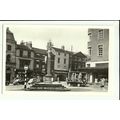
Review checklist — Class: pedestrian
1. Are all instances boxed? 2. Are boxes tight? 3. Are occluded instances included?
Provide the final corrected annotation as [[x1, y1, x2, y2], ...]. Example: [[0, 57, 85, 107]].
[[100, 78, 105, 88]]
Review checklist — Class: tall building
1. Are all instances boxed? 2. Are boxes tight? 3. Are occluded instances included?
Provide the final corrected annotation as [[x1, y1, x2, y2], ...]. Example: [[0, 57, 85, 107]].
[[6, 28, 16, 84], [86, 28, 109, 83]]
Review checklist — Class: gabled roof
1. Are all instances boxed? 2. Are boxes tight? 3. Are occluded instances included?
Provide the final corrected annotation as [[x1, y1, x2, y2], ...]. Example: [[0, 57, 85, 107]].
[[6, 28, 13, 34], [52, 47, 73, 54], [6, 28, 16, 43], [73, 51, 87, 58], [33, 47, 47, 55]]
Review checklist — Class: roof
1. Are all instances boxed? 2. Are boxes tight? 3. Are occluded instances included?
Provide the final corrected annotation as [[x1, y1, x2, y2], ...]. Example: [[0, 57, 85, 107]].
[[6, 28, 16, 43], [16, 44, 33, 50], [52, 47, 73, 54], [33, 47, 47, 55], [6, 28, 13, 34], [73, 51, 87, 58]]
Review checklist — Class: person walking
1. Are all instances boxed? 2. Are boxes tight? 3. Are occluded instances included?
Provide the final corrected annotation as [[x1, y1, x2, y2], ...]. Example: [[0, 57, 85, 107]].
[[100, 78, 105, 88]]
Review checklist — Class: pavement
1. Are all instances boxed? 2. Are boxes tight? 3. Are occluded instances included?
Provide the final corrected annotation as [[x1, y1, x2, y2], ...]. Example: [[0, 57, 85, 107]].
[[6, 82, 108, 92]]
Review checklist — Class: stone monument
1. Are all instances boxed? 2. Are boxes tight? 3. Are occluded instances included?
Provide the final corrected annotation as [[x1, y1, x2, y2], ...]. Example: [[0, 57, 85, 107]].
[[44, 40, 53, 83]]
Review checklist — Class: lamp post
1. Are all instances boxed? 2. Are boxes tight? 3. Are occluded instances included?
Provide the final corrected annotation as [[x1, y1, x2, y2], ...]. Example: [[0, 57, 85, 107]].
[[24, 65, 28, 90]]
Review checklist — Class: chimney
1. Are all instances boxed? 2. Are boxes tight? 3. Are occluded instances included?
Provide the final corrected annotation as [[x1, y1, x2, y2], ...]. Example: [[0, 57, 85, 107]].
[[26, 41, 32, 49], [61, 45, 65, 50], [20, 40, 25, 45], [6, 27, 9, 31], [71, 45, 73, 52], [29, 41, 32, 48]]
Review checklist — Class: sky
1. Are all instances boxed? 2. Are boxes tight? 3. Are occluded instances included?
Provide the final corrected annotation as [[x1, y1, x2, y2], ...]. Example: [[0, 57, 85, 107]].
[[7, 24, 90, 54]]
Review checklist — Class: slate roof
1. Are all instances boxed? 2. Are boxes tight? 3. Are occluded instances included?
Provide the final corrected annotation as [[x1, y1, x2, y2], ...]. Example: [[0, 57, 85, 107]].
[[73, 51, 87, 58], [52, 47, 73, 54], [16, 44, 32, 50], [33, 47, 47, 55]]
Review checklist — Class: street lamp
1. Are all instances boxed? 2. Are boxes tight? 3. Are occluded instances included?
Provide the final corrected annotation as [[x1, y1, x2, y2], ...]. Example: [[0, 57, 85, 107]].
[[24, 65, 28, 90]]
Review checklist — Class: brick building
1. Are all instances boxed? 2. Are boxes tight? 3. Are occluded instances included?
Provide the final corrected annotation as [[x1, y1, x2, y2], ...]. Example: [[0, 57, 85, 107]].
[[86, 28, 109, 83]]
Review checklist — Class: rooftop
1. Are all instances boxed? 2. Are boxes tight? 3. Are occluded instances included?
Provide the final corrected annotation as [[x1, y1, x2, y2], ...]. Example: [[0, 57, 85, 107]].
[[73, 51, 87, 58], [52, 47, 73, 54], [33, 47, 47, 55], [16, 44, 32, 50]]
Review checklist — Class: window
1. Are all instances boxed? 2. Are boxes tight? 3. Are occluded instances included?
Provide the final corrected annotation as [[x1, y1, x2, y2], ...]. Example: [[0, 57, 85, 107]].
[[88, 47, 92, 55], [64, 53, 66, 56], [58, 52, 60, 55], [28, 51, 31, 58], [42, 65, 45, 68], [36, 64, 39, 68], [78, 58, 81, 61], [23, 50, 28, 57], [6, 54, 11, 62], [20, 50, 23, 57], [88, 32, 92, 41], [64, 58, 66, 64], [74, 63, 77, 70], [7, 45, 11, 51], [74, 56, 77, 61], [98, 29, 104, 40], [98, 45, 103, 56], [58, 58, 60, 63]]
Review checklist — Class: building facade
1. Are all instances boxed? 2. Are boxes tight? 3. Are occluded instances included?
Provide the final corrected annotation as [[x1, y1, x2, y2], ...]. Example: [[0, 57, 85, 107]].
[[33, 47, 47, 77], [6, 28, 16, 84], [71, 52, 87, 71], [15, 42, 34, 79], [51, 46, 72, 81], [6, 28, 48, 83], [6, 28, 88, 83], [86, 28, 109, 83]]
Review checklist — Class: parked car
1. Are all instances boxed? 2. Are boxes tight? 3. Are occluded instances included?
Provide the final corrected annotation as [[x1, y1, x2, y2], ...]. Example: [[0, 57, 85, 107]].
[[13, 78, 25, 85], [26, 77, 37, 89]]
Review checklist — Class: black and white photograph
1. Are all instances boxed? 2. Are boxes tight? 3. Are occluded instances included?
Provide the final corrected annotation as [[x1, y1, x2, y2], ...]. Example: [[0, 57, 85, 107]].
[[4, 21, 114, 93]]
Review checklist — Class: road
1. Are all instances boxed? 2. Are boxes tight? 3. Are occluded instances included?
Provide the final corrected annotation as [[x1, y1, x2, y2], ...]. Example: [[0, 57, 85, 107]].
[[6, 83, 108, 92]]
